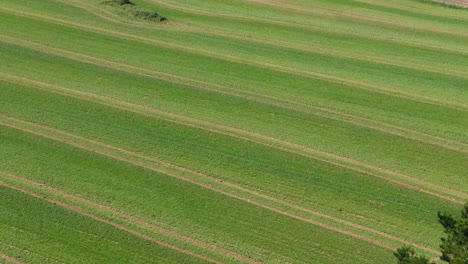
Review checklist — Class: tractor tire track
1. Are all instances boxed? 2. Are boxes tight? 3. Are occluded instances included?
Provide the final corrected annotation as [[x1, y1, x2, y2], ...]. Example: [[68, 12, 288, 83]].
[[2, 36, 467, 155], [1, 8, 467, 112], [0, 254, 22, 264], [1, 73, 466, 204], [0, 181, 220, 264], [0, 115, 448, 255], [0, 170, 260, 264], [0, 243, 63, 264]]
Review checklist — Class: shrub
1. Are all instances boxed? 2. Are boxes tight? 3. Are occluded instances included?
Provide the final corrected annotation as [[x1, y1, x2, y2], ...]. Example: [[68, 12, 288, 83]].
[[100, 0, 167, 22]]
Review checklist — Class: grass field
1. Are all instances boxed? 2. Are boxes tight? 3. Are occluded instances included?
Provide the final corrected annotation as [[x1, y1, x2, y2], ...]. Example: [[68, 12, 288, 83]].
[[0, 0, 467, 263]]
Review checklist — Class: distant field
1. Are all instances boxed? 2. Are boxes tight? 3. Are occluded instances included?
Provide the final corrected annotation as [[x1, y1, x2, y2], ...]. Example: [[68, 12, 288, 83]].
[[0, 0, 467, 263]]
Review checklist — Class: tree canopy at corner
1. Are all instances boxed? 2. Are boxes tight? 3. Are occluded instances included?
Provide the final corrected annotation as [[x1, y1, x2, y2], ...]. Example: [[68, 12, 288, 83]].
[[438, 203, 468, 263], [395, 202, 468, 264], [394, 246, 433, 264]]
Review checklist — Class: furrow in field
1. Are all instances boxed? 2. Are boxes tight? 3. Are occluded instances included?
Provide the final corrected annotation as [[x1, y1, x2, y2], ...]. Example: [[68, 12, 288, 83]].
[[63, 0, 468, 80], [0, 243, 63, 264], [0, 116, 438, 254], [1, 7, 467, 112], [1, 72, 466, 204], [245, 0, 468, 37], [148, 0, 468, 55], [0, 170, 259, 264], [2, 35, 467, 156], [0, 254, 22, 264], [0, 180, 220, 264]]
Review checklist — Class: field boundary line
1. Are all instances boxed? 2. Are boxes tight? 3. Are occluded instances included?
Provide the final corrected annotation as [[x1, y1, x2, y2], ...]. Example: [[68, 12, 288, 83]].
[[0, 170, 259, 264], [2, 73, 467, 203], [0, 180, 221, 264], [1, 36, 467, 155], [244, 0, 468, 37], [0, 253, 22, 264], [147, 0, 468, 55], [1, 8, 467, 112], [0, 116, 441, 254], [63, 0, 468, 79]]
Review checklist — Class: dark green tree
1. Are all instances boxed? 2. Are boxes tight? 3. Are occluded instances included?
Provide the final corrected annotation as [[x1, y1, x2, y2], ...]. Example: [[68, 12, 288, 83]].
[[394, 246, 433, 264], [395, 202, 468, 264], [116, 0, 133, 5], [438, 203, 468, 263]]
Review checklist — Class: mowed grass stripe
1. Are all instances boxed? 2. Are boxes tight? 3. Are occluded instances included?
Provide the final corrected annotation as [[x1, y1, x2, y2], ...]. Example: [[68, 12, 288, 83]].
[[142, 1, 468, 83], [2, 0, 466, 262], [1, 38, 466, 198], [0, 114, 442, 255], [0, 181, 216, 264], [353, 0, 468, 21], [0, 170, 258, 264], [236, 0, 468, 37], [1, 8, 466, 111], [2, 73, 466, 205], [147, 0, 468, 55], [3, 10, 468, 143], [254, 0, 468, 22], [0, 119, 405, 254], [1, 79, 462, 246], [0, 80, 460, 254], [1, 35, 466, 155], [1, 43, 466, 156], [9, 0, 468, 75], [154, 0, 467, 38], [56, 0, 467, 82], [0, 125, 399, 263], [26, 0, 468, 80], [1, 70, 466, 203]]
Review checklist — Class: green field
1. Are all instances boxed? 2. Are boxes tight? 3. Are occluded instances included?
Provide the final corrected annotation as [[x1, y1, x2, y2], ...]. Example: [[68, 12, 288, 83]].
[[0, 0, 467, 263]]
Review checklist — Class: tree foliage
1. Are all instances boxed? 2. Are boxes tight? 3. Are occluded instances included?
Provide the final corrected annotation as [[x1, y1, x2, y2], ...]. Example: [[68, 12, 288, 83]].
[[395, 202, 468, 264], [438, 203, 468, 263], [117, 0, 133, 5], [394, 246, 433, 264]]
